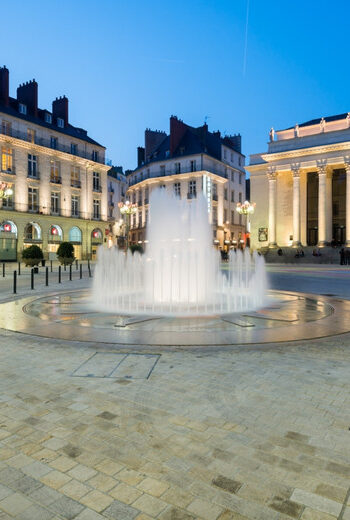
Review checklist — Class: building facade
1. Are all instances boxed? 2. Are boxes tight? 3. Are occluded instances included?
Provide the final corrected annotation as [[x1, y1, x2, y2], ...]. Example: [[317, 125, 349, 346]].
[[107, 166, 127, 247], [0, 67, 110, 261], [247, 113, 350, 250], [126, 116, 246, 249]]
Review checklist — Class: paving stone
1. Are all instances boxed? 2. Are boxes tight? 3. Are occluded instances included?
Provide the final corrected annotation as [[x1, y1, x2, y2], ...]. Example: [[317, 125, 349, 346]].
[[0, 467, 24, 484], [103, 499, 139, 519], [0, 486, 13, 502], [11, 475, 42, 494], [49, 495, 85, 519], [87, 473, 117, 492], [59, 479, 90, 500], [313, 482, 347, 503], [97, 411, 117, 421], [343, 507, 350, 520], [137, 477, 169, 497], [268, 496, 304, 518], [109, 482, 143, 504], [291, 488, 342, 516], [300, 508, 337, 520], [27, 485, 61, 506], [158, 506, 196, 520], [94, 459, 123, 476], [68, 464, 97, 482], [16, 504, 56, 520], [80, 490, 114, 512], [160, 486, 193, 509], [74, 509, 106, 520], [187, 498, 223, 520], [0, 492, 33, 515], [40, 470, 72, 489], [22, 461, 52, 478], [212, 476, 242, 494], [49, 455, 78, 472], [117, 469, 144, 486]]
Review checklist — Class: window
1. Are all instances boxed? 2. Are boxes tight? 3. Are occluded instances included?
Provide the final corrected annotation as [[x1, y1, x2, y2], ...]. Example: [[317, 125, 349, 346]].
[[1, 147, 13, 172], [27, 128, 35, 143], [132, 191, 136, 204], [57, 117, 64, 128], [231, 210, 235, 225], [71, 143, 77, 155], [132, 213, 136, 228], [224, 188, 228, 200], [50, 160, 60, 183], [93, 199, 100, 219], [1, 120, 11, 136], [190, 160, 196, 172], [239, 192, 242, 203], [28, 187, 39, 212], [2, 187, 14, 209], [146, 168, 150, 178], [231, 190, 235, 203], [239, 156, 242, 166], [174, 182, 181, 197], [224, 149, 227, 159], [71, 195, 79, 217], [224, 209, 227, 222], [231, 152, 233, 162], [160, 165, 165, 176], [93, 171, 100, 191], [212, 207, 218, 225], [175, 162, 181, 174], [144, 187, 149, 203], [145, 209, 148, 224], [92, 150, 99, 162], [224, 168, 228, 178], [28, 154, 38, 178], [51, 192, 60, 215], [212, 183, 218, 200], [71, 166, 80, 187], [45, 113, 52, 124], [19, 103, 27, 114], [239, 173, 242, 184], [50, 136, 58, 149], [239, 214, 242, 225], [138, 211, 142, 227], [231, 171, 234, 182], [188, 180, 196, 198]]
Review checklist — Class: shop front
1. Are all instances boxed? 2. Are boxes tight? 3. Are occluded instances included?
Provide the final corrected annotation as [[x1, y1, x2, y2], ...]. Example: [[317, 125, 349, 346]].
[[91, 228, 103, 260], [0, 220, 17, 261]]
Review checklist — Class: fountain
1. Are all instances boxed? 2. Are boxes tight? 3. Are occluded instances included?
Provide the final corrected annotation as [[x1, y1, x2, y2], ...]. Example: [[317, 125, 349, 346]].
[[92, 189, 267, 316]]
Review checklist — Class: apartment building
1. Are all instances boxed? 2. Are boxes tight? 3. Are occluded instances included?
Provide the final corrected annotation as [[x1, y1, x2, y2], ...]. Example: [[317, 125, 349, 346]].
[[0, 66, 110, 261], [126, 116, 246, 249]]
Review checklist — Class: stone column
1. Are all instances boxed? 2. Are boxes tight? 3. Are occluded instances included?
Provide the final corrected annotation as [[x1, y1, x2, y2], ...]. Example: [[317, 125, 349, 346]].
[[267, 168, 277, 247], [317, 164, 327, 246], [291, 165, 301, 246], [345, 160, 350, 246]]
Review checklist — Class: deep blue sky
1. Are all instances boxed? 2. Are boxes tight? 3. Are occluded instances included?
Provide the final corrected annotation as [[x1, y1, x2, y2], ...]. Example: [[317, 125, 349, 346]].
[[2, 0, 349, 170]]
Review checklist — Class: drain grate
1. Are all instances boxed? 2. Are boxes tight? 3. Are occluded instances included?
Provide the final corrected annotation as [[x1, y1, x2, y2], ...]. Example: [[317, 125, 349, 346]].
[[72, 352, 160, 379]]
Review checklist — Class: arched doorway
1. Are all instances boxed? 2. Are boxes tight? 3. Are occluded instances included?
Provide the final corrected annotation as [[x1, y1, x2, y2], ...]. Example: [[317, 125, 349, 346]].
[[47, 225, 63, 260], [69, 226, 82, 260], [24, 222, 42, 242], [0, 220, 17, 261], [91, 228, 103, 260]]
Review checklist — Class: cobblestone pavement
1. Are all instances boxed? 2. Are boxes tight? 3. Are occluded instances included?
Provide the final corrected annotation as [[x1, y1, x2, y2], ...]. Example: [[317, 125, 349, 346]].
[[0, 271, 349, 519]]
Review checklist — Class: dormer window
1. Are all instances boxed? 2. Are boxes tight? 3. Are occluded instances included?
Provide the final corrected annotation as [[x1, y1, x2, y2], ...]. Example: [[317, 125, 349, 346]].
[[92, 150, 99, 162], [19, 103, 27, 115], [45, 113, 52, 124], [57, 118, 64, 128]]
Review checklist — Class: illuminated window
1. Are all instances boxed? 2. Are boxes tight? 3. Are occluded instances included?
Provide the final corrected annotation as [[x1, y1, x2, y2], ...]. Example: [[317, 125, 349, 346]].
[[50, 160, 60, 183], [27, 128, 35, 143], [1, 147, 13, 172], [71, 166, 80, 187], [2, 188, 14, 209]]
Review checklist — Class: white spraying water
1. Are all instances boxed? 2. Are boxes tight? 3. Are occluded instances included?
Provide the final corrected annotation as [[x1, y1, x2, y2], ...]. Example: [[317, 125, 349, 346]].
[[93, 189, 267, 316]]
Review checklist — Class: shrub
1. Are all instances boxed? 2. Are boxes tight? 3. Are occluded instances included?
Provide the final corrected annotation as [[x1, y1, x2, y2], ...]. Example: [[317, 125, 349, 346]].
[[129, 244, 144, 255], [57, 242, 75, 259], [22, 245, 43, 260]]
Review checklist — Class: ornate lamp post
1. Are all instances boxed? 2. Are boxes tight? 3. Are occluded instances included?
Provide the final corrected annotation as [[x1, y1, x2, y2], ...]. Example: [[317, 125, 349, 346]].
[[118, 200, 137, 252], [0, 182, 13, 200], [236, 201, 256, 248]]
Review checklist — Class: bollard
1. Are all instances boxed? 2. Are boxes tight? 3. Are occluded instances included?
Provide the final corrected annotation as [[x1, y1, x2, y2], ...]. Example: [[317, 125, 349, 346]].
[[69, 264, 72, 281], [31, 268, 34, 290], [50, 260, 53, 273], [64, 264, 66, 271], [13, 270, 17, 294], [18, 262, 21, 276], [2, 263, 4, 278], [58, 265, 61, 284], [45, 267, 49, 286], [76, 259, 78, 270], [80, 263, 82, 279], [88, 263, 92, 278]]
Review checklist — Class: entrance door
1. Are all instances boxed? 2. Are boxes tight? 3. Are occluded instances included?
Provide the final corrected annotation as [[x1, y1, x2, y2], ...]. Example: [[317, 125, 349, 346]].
[[0, 237, 17, 261], [307, 228, 318, 246], [333, 225, 345, 245]]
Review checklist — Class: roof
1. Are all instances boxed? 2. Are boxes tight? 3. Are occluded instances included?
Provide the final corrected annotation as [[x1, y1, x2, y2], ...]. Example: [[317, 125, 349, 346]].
[[286, 113, 349, 130], [0, 97, 105, 148]]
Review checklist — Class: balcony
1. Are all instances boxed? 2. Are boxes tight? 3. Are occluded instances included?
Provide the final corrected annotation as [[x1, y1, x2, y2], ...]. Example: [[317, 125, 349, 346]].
[[1, 167, 15, 175], [50, 176, 62, 184], [187, 192, 197, 199], [71, 180, 81, 188], [0, 126, 107, 165]]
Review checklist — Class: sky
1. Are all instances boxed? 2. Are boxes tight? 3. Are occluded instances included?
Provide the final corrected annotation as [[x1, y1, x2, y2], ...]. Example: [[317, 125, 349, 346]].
[[1, 0, 350, 171]]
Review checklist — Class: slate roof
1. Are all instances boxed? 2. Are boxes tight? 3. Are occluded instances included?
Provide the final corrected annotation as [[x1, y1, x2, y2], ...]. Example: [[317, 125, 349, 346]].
[[286, 113, 349, 130]]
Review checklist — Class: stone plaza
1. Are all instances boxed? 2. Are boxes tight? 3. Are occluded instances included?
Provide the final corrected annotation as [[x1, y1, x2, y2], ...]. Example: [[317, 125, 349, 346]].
[[0, 267, 349, 519]]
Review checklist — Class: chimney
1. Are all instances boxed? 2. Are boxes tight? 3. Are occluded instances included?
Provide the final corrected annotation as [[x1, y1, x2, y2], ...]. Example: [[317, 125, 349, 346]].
[[145, 129, 167, 161], [170, 116, 187, 155], [0, 66, 9, 106], [137, 146, 145, 167], [52, 95, 69, 127], [17, 79, 38, 116]]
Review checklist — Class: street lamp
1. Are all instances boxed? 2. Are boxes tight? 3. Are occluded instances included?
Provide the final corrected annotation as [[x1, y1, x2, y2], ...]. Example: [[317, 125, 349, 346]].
[[118, 200, 137, 252], [236, 201, 256, 248], [0, 182, 13, 200]]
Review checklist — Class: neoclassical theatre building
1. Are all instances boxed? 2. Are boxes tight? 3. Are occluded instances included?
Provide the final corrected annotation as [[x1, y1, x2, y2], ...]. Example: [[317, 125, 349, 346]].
[[247, 113, 350, 249], [0, 66, 110, 261]]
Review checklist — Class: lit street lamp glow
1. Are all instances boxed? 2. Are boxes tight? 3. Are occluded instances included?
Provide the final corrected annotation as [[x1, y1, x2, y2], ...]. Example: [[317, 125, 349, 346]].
[[236, 201, 256, 244], [118, 200, 138, 251], [0, 182, 13, 200]]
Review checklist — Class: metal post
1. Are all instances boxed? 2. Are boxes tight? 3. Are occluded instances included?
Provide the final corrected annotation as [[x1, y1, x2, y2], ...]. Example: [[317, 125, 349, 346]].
[[50, 260, 53, 272], [13, 270, 17, 294], [64, 264, 66, 271], [18, 262, 21, 276], [2, 263, 4, 277], [75, 259, 78, 270], [58, 265, 61, 284], [88, 263, 92, 278], [31, 268, 34, 290], [80, 263, 82, 279], [45, 267, 49, 286], [69, 264, 72, 281]]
